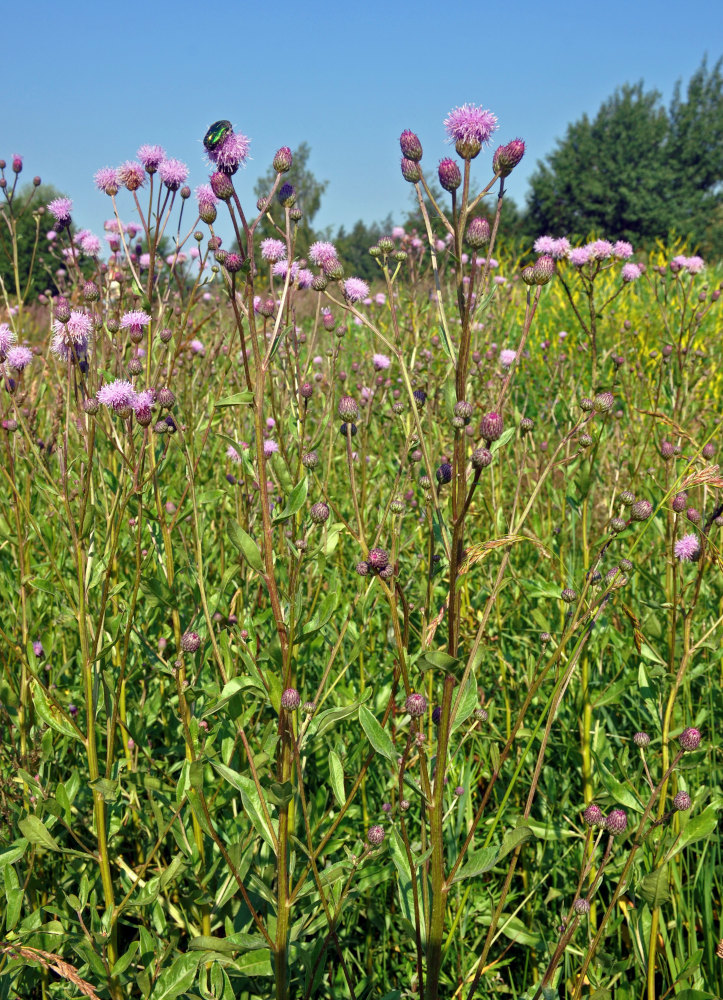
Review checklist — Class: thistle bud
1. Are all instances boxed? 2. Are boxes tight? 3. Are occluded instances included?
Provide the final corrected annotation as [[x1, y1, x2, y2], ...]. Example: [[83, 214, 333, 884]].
[[492, 138, 525, 177], [438, 158, 462, 192], [401, 157, 421, 183], [465, 217, 490, 249], [400, 130, 423, 161], [273, 146, 293, 173]]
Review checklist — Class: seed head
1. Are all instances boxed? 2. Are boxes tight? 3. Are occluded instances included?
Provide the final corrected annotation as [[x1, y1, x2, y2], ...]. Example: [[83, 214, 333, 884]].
[[633, 731, 651, 748], [678, 727, 701, 751], [583, 804, 604, 826], [300, 382, 314, 400], [309, 501, 330, 525], [673, 790, 692, 811], [367, 825, 385, 846], [454, 400, 473, 422], [281, 688, 300, 711], [338, 396, 359, 421], [573, 898, 590, 915], [686, 507, 701, 524], [660, 439, 675, 459], [465, 217, 490, 249], [520, 417, 534, 433], [368, 548, 389, 572], [413, 389, 427, 408], [405, 693, 428, 718], [301, 451, 319, 470], [619, 491, 635, 506], [610, 517, 627, 533], [580, 397, 594, 412], [593, 391, 614, 413], [671, 492, 688, 513], [630, 500, 653, 521], [181, 632, 201, 652], [471, 447, 492, 470], [436, 462, 452, 485], [355, 561, 370, 576], [561, 588, 577, 604], [540, 632, 551, 643], [480, 411, 503, 443], [605, 808, 628, 835]]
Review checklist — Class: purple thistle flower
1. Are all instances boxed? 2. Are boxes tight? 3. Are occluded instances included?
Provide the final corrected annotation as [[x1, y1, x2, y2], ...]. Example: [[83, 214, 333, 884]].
[[6, 345, 33, 371], [94, 167, 119, 195], [159, 158, 188, 191], [51, 310, 93, 361], [272, 260, 299, 281], [675, 533, 700, 562], [444, 103, 498, 158], [137, 144, 166, 172], [120, 310, 152, 335], [117, 161, 146, 191], [297, 268, 314, 289], [550, 237, 571, 259], [405, 693, 427, 717], [97, 379, 137, 412], [344, 277, 369, 303], [589, 239, 613, 260], [568, 246, 592, 267], [209, 131, 250, 172], [196, 184, 217, 209], [533, 235, 556, 254], [263, 439, 279, 456], [33, 640, 44, 658], [0, 323, 17, 360], [261, 238, 287, 262], [47, 197, 73, 225], [372, 353, 391, 370], [622, 262, 642, 282], [684, 256, 705, 274], [309, 241, 339, 268], [77, 231, 101, 256], [613, 240, 634, 259]]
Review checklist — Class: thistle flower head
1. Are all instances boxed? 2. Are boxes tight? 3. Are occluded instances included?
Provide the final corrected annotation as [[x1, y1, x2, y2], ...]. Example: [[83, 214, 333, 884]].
[[47, 197, 73, 226], [367, 825, 385, 846], [399, 129, 423, 161], [137, 144, 166, 172], [159, 158, 188, 191], [208, 130, 250, 173], [444, 103, 498, 159], [281, 688, 300, 710], [94, 167, 119, 195], [344, 277, 369, 303], [117, 161, 146, 191], [405, 693, 427, 718], [97, 379, 136, 413]]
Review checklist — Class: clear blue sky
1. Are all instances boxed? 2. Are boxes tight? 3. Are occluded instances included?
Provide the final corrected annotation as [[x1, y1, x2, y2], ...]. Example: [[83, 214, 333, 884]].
[[2, 0, 719, 245]]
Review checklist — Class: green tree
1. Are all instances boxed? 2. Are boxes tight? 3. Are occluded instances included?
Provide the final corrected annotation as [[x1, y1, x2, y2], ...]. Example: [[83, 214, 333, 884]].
[[333, 215, 394, 283], [254, 142, 328, 258], [523, 57, 723, 252], [0, 183, 64, 304]]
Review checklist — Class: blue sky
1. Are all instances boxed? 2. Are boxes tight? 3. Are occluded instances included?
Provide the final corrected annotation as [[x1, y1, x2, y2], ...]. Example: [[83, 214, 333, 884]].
[[2, 0, 719, 245]]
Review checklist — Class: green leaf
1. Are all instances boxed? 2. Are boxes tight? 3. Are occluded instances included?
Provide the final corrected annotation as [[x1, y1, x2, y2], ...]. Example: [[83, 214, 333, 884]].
[[417, 650, 461, 677], [150, 952, 200, 999], [668, 804, 719, 859], [215, 392, 254, 408], [306, 696, 370, 742], [89, 777, 119, 802], [210, 761, 276, 849], [498, 824, 534, 861], [234, 948, 273, 977], [18, 815, 60, 852], [359, 705, 396, 761], [273, 476, 308, 523], [31, 681, 82, 742], [328, 751, 345, 807], [111, 942, 139, 977], [638, 865, 670, 907], [227, 522, 265, 575], [453, 846, 499, 882], [300, 585, 338, 638]]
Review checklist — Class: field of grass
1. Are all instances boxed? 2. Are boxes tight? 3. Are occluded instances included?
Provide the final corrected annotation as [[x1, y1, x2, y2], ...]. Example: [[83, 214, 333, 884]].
[[0, 134, 721, 1000]]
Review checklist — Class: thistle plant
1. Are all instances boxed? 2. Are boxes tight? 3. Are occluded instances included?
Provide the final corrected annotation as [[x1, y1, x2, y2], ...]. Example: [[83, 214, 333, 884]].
[[0, 103, 720, 1000]]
